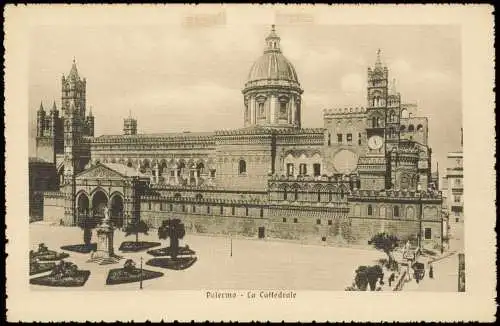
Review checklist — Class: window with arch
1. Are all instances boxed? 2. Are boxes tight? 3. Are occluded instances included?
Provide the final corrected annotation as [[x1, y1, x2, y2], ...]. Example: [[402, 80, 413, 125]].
[[328, 133, 331, 146], [317, 189, 321, 202], [416, 124, 423, 132], [367, 204, 373, 216], [299, 164, 307, 175], [389, 111, 396, 123], [258, 102, 265, 117], [328, 190, 332, 201], [220, 206, 224, 215], [380, 206, 386, 217], [245, 207, 249, 216], [169, 204, 173, 211], [358, 133, 362, 145], [239, 160, 246, 174], [231, 206, 235, 215], [260, 208, 264, 218], [294, 188, 299, 201], [408, 124, 415, 132], [400, 125, 406, 132], [393, 206, 400, 217], [207, 206, 210, 214], [192, 205, 196, 213], [372, 117, 377, 128], [283, 188, 288, 200], [279, 101, 287, 114]]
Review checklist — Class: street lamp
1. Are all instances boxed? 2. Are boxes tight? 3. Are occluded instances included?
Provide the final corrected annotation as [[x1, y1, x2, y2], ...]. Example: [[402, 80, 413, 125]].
[[139, 256, 143, 290]]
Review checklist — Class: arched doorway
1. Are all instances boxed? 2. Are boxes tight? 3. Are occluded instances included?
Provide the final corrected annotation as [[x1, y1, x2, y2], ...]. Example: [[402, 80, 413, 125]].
[[76, 193, 90, 225], [110, 194, 124, 228], [92, 190, 108, 219]]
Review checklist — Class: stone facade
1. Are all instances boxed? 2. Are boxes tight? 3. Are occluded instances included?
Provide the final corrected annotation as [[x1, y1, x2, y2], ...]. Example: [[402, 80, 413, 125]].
[[32, 26, 443, 249]]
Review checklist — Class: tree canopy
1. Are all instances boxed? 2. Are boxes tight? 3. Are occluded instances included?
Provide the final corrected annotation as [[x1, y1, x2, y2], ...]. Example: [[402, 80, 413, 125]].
[[368, 232, 400, 255]]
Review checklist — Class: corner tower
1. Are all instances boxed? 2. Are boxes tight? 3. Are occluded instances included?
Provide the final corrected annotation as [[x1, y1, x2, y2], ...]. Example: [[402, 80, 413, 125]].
[[242, 25, 303, 129]]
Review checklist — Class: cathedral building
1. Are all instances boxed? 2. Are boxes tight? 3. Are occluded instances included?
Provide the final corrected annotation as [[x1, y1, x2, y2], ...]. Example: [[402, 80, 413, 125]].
[[31, 26, 443, 249]]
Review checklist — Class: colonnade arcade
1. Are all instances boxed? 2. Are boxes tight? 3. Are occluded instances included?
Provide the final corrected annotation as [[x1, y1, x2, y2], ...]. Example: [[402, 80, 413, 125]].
[[75, 189, 125, 228], [91, 157, 217, 186]]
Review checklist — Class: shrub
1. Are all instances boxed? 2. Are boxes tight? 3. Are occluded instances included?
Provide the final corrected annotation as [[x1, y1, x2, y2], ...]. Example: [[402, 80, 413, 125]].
[[123, 259, 137, 274]]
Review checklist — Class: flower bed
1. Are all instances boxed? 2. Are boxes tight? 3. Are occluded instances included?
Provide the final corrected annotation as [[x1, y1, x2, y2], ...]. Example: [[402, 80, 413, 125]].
[[147, 246, 196, 257], [106, 268, 164, 285], [60, 243, 97, 254], [31, 243, 70, 261], [146, 257, 197, 270], [34, 252, 70, 261], [118, 241, 161, 253], [30, 270, 91, 287], [30, 261, 56, 276]]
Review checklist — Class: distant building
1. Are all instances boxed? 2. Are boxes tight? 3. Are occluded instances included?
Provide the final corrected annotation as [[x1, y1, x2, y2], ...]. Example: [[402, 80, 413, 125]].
[[31, 26, 443, 248], [442, 129, 464, 222]]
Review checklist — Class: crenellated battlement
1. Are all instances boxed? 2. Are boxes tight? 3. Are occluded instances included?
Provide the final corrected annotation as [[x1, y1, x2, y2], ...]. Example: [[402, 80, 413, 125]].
[[268, 173, 356, 183], [323, 107, 367, 116], [141, 194, 265, 206], [348, 189, 442, 201]]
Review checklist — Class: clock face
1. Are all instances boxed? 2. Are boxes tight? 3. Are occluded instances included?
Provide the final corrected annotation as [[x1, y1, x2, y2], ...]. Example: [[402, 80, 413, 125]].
[[368, 135, 384, 150]]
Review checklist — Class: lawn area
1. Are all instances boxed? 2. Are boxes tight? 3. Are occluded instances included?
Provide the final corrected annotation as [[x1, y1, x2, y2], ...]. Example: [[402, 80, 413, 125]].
[[29, 223, 386, 291]]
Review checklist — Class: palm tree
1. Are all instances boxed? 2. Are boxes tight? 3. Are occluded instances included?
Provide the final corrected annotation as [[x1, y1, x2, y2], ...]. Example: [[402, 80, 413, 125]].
[[158, 218, 186, 259], [124, 220, 149, 244]]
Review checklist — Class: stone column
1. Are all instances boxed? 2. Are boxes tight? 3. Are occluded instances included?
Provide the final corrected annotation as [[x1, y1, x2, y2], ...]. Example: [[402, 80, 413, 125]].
[[270, 94, 276, 125], [251, 97, 257, 124], [291, 97, 296, 125], [154, 164, 159, 184]]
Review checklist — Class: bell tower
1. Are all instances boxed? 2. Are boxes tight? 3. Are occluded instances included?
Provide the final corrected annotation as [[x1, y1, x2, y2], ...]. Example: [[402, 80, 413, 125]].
[[366, 49, 389, 155], [61, 59, 88, 225]]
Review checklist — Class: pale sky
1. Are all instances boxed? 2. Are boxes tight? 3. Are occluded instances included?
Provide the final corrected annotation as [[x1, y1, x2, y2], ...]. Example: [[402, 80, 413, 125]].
[[29, 24, 462, 178]]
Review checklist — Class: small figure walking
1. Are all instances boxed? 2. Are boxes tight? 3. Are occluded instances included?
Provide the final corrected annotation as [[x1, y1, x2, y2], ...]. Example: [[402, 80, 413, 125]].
[[388, 273, 395, 287], [429, 263, 434, 279]]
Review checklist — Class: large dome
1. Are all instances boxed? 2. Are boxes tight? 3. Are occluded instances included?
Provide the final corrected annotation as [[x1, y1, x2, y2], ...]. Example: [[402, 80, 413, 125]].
[[247, 52, 299, 83], [242, 25, 303, 129]]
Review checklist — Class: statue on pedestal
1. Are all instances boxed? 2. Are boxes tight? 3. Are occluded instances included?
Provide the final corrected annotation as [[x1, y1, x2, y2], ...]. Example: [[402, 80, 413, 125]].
[[88, 205, 122, 265]]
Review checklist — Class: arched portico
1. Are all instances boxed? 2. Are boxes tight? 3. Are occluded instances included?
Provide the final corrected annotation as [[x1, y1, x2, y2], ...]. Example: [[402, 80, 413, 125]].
[[76, 191, 90, 225], [110, 193, 125, 228], [91, 189, 108, 218]]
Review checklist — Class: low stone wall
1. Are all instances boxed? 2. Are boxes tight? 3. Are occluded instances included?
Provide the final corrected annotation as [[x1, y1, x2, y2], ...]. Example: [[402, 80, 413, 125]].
[[43, 192, 65, 224]]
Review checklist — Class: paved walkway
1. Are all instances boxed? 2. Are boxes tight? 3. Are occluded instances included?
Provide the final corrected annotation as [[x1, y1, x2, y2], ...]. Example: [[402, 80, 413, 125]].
[[403, 252, 459, 292]]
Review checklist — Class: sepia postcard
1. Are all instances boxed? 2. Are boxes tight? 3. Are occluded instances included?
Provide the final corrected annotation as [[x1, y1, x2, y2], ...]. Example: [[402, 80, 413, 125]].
[[4, 4, 496, 322]]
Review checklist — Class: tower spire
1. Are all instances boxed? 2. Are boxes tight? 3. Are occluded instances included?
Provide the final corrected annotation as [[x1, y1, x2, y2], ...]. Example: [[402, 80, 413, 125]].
[[460, 127, 463, 148], [39, 101, 44, 111], [375, 48, 382, 68], [51, 100, 57, 112]]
